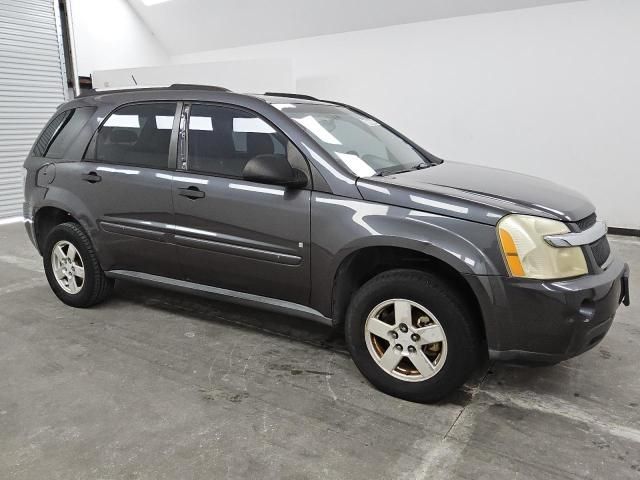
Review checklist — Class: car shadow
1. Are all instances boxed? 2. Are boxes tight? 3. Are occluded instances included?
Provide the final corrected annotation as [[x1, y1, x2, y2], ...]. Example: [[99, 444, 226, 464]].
[[111, 279, 490, 406], [112, 279, 348, 353]]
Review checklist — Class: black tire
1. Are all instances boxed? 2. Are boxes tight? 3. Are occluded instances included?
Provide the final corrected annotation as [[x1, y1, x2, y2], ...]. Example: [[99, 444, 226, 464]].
[[345, 269, 481, 403], [43, 222, 113, 308]]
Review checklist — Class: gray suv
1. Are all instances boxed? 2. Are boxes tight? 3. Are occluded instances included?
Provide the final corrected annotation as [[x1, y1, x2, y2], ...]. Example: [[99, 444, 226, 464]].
[[23, 84, 630, 402]]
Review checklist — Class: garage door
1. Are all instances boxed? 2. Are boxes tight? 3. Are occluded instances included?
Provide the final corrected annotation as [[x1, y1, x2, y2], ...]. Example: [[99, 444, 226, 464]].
[[0, 0, 67, 219]]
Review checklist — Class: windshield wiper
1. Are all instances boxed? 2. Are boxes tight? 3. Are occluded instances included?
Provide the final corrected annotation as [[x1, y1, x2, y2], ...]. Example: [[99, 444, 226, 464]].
[[375, 167, 411, 177], [375, 162, 431, 176]]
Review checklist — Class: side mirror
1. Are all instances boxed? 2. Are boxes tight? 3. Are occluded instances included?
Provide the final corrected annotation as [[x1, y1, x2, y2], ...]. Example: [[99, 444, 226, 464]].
[[242, 154, 307, 188]]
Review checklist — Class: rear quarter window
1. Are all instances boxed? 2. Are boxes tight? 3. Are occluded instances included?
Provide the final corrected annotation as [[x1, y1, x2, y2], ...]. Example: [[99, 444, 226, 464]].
[[31, 107, 96, 158], [46, 107, 96, 159], [32, 110, 72, 157]]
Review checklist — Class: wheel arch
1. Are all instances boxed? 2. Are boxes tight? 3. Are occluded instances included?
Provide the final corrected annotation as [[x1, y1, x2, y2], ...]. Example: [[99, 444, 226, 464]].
[[33, 206, 81, 253], [330, 241, 496, 348], [32, 199, 97, 255]]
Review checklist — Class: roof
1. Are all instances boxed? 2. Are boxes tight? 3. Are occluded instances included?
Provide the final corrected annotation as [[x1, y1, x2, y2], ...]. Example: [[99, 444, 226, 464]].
[[76, 84, 335, 107]]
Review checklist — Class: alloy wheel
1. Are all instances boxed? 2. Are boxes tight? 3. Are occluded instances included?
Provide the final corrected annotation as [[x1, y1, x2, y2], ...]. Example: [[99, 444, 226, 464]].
[[364, 298, 448, 382], [51, 240, 85, 294]]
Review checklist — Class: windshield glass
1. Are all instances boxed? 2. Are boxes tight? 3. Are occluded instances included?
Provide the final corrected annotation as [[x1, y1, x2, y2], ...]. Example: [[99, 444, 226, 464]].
[[274, 103, 429, 177]]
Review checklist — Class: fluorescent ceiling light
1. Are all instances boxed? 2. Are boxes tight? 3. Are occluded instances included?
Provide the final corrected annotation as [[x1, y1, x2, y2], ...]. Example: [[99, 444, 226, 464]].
[[335, 152, 376, 177], [233, 117, 275, 134], [105, 114, 139, 128], [293, 116, 341, 145], [272, 103, 296, 110], [155, 115, 174, 129], [189, 116, 213, 131], [141, 0, 172, 6]]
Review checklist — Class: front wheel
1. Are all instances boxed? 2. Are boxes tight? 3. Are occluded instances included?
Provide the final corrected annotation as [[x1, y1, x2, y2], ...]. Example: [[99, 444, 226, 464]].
[[345, 269, 481, 403]]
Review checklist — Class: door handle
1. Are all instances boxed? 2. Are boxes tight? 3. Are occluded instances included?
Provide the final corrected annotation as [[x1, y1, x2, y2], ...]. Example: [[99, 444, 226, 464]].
[[81, 172, 102, 183], [178, 186, 205, 199]]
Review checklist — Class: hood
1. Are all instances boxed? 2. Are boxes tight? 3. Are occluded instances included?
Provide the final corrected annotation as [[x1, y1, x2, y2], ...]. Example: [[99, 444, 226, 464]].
[[356, 161, 594, 225]]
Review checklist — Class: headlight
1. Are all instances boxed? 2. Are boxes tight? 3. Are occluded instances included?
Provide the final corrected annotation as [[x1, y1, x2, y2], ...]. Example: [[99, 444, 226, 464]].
[[497, 214, 587, 279]]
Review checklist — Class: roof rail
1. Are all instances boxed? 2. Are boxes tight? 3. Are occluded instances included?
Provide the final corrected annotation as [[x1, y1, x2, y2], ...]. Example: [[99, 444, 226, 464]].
[[78, 85, 167, 97], [78, 84, 231, 98], [169, 83, 231, 92], [264, 92, 318, 101]]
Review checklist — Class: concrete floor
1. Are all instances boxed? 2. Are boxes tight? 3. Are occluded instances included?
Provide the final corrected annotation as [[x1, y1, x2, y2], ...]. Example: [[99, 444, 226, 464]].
[[0, 222, 638, 480]]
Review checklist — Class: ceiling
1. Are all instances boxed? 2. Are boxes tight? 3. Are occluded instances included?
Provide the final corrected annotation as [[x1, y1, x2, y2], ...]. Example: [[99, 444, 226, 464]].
[[127, 0, 582, 56]]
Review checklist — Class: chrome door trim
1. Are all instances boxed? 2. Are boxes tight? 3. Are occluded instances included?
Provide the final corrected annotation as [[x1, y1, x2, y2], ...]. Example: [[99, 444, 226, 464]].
[[544, 221, 607, 247], [99, 218, 301, 265], [173, 235, 302, 265], [100, 221, 169, 242]]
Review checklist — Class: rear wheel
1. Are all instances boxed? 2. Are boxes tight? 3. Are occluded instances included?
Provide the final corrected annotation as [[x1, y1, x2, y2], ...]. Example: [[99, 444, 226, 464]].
[[43, 222, 113, 307], [345, 269, 481, 403]]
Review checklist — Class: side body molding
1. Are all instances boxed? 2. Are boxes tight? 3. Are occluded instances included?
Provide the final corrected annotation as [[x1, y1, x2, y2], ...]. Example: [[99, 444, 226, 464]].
[[105, 270, 332, 326]]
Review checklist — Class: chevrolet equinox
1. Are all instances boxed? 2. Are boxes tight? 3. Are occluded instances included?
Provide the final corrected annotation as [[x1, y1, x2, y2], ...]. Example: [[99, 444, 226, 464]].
[[23, 85, 630, 402]]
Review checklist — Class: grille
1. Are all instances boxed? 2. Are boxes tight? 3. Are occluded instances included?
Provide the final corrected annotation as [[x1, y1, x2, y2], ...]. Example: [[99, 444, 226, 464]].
[[573, 212, 610, 267], [575, 213, 597, 231], [589, 236, 611, 267]]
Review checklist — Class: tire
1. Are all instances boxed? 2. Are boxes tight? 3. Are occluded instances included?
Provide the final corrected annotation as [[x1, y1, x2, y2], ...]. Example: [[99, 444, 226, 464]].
[[43, 222, 113, 308], [345, 269, 481, 403]]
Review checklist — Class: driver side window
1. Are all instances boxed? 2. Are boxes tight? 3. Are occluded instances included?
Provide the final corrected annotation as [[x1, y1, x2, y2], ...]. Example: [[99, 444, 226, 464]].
[[187, 104, 302, 179]]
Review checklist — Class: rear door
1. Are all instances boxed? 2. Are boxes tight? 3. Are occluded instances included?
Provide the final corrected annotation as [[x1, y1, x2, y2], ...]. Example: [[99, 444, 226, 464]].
[[171, 103, 311, 305], [67, 101, 181, 277]]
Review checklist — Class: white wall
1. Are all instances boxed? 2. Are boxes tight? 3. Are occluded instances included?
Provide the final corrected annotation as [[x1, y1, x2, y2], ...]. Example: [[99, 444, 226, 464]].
[[92, 58, 294, 92], [166, 0, 639, 229], [124, 0, 580, 54], [69, 0, 168, 77]]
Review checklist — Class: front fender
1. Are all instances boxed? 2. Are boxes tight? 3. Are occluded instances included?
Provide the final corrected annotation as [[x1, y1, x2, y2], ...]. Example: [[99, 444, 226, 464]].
[[309, 193, 505, 343]]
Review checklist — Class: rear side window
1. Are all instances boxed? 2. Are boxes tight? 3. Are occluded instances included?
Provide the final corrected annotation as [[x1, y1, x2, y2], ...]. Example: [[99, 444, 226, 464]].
[[32, 107, 97, 158], [85, 102, 177, 169], [32, 109, 73, 157], [46, 107, 96, 159]]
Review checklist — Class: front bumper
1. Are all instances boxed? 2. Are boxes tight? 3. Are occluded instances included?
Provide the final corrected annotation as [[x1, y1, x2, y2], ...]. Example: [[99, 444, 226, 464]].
[[488, 255, 630, 364]]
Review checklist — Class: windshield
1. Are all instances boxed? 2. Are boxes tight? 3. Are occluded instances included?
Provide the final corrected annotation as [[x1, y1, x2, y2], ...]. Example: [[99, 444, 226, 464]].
[[274, 103, 431, 177]]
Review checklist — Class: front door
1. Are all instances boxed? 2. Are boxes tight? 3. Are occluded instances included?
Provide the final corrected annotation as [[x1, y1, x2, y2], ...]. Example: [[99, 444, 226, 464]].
[[171, 103, 311, 305]]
